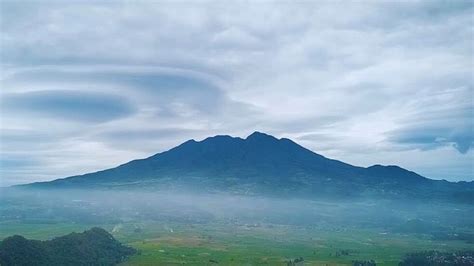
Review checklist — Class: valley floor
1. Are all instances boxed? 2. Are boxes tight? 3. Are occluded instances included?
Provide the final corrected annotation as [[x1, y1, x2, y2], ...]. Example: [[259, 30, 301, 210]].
[[1, 221, 472, 266]]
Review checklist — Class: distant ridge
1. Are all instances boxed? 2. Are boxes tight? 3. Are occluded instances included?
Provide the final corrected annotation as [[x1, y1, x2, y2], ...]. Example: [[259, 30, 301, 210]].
[[21, 132, 473, 202]]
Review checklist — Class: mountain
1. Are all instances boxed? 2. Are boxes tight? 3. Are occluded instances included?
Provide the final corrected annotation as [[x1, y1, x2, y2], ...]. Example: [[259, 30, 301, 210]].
[[22, 132, 473, 202], [0, 227, 135, 266]]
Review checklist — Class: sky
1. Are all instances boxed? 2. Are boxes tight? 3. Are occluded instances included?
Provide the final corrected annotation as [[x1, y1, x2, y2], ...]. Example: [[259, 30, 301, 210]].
[[0, 0, 472, 186]]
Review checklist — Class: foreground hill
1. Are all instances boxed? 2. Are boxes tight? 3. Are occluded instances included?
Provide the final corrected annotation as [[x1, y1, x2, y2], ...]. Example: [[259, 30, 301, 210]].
[[22, 132, 473, 202], [0, 227, 135, 266]]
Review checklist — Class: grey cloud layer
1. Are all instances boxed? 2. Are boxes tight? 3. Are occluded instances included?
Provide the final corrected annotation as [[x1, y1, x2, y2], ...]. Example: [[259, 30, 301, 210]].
[[1, 90, 136, 122], [387, 86, 473, 154], [0, 0, 472, 185]]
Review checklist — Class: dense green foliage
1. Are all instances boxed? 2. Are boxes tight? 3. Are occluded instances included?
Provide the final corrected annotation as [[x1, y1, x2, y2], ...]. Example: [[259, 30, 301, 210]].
[[0, 227, 135, 266]]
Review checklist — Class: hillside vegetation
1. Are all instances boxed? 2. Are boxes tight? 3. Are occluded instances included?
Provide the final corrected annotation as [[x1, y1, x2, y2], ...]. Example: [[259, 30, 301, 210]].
[[0, 227, 135, 266]]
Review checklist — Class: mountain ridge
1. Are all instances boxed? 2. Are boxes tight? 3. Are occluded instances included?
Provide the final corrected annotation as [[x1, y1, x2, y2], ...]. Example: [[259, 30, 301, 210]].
[[19, 131, 472, 202]]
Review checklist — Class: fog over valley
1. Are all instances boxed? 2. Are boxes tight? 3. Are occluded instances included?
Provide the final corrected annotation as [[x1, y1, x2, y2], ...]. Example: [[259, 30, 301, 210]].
[[1, 1, 473, 265]]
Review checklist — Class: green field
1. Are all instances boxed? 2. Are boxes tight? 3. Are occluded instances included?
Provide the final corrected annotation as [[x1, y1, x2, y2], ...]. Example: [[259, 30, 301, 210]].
[[1, 220, 472, 266], [1, 189, 473, 265]]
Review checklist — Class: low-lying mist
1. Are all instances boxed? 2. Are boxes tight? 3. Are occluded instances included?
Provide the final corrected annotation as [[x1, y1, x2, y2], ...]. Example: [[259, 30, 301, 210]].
[[1, 187, 473, 241]]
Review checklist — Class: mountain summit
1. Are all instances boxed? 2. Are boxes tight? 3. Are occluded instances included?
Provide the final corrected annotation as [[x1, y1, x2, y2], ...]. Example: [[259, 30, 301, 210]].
[[23, 132, 471, 201]]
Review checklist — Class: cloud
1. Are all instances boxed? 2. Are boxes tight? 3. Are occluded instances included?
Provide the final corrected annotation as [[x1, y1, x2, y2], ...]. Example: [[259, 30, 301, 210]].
[[1, 90, 136, 123], [386, 86, 473, 154], [0, 1, 472, 184], [389, 125, 473, 154]]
